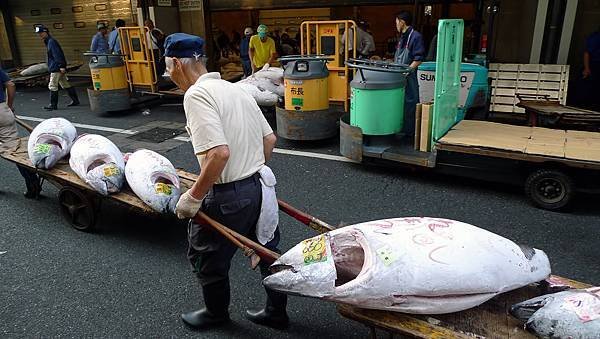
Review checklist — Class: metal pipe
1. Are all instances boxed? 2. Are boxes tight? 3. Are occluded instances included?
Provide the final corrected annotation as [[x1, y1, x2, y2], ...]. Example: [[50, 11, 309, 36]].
[[542, 0, 565, 64]]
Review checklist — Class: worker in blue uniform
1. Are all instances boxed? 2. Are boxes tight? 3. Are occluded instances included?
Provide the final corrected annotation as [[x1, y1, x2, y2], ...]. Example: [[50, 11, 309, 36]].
[[394, 11, 425, 138], [108, 19, 126, 54], [35, 25, 79, 110], [91, 23, 110, 54]]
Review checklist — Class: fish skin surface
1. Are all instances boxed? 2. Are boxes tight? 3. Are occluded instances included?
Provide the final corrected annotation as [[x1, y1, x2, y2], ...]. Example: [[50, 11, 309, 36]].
[[124, 149, 181, 214], [264, 217, 551, 314], [69, 134, 124, 196], [27, 118, 77, 169], [510, 287, 600, 339]]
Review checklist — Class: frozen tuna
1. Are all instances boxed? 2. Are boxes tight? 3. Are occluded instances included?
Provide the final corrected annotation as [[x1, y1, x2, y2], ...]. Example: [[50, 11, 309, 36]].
[[124, 149, 181, 214], [27, 117, 77, 169], [69, 134, 124, 195], [264, 217, 551, 314], [510, 287, 600, 339]]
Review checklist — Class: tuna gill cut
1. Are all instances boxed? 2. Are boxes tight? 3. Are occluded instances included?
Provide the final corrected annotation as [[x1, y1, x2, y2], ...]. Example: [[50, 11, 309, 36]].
[[124, 149, 181, 214], [264, 217, 551, 314], [27, 117, 77, 169], [510, 287, 600, 339], [69, 134, 124, 196]]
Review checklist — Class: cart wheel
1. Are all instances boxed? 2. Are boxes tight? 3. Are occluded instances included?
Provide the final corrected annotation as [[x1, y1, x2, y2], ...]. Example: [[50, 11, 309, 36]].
[[525, 169, 574, 211], [58, 187, 97, 231]]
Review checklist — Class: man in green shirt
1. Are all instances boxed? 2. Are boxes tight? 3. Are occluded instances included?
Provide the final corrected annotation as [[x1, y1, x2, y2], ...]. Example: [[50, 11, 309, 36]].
[[248, 24, 277, 73]]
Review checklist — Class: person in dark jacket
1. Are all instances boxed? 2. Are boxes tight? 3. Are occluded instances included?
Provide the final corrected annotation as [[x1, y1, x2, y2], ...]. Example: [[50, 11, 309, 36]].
[[394, 11, 425, 138], [35, 25, 79, 110], [240, 27, 253, 77]]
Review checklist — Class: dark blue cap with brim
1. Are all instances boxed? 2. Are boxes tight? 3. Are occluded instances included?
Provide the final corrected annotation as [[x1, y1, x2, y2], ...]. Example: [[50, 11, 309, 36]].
[[164, 33, 205, 58]]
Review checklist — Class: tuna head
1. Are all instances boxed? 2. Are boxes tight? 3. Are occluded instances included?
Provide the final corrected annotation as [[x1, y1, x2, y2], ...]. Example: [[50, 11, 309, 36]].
[[124, 149, 181, 214], [29, 135, 69, 169], [510, 293, 555, 323], [510, 288, 600, 339], [264, 230, 369, 299], [27, 118, 77, 169], [148, 172, 181, 213], [85, 161, 125, 196]]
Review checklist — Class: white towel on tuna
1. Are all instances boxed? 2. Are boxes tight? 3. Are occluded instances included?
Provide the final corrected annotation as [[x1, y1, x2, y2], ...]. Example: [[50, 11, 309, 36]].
[[256, 165, 278, 245]]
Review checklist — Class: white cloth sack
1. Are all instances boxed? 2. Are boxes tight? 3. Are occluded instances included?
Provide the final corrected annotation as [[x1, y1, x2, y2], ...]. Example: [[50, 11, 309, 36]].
[[256, 165, 278, 245]]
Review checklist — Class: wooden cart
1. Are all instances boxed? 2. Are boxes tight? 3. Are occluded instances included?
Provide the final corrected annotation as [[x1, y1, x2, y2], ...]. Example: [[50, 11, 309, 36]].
[[338, 276, 591, 338], [517, 98, 600, 129], [0, 137, 194, 231], [8, 63, 84, 87]]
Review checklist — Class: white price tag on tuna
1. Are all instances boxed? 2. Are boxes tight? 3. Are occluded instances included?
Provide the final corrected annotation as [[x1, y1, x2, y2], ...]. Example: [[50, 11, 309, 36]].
[[377, 245, 398, 266]]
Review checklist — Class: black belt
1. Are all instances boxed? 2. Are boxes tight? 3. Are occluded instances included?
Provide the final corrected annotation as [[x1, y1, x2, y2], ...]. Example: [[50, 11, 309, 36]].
[[211, 172, 260, 193]]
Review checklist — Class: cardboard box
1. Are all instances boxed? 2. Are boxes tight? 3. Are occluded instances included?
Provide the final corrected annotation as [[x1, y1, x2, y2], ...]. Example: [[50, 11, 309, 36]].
[[414, 103, 422, 150], [419, 103, 433, 152]]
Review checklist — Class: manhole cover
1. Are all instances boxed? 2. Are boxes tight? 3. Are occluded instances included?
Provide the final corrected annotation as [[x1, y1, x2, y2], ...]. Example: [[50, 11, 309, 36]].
[[128, 127, 185, 143]]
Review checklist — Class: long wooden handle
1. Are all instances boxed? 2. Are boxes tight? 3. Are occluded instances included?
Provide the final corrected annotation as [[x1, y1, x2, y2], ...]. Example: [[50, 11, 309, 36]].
[[277, 199, 335, 233], [15, 118, 34, 133], [193, 211, 280, 265]]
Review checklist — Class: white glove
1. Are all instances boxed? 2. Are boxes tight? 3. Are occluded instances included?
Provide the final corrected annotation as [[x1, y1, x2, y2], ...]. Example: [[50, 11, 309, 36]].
[[175, 190, 203, 219]]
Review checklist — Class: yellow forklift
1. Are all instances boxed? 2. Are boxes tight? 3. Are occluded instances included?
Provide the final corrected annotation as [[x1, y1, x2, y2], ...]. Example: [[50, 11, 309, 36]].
[[275, 20, 357, 140], [85, 26, 169, 114]]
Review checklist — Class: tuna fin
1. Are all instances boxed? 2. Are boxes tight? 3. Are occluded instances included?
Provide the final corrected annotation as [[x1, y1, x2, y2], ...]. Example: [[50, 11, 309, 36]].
[[518, 244, 535, 260]]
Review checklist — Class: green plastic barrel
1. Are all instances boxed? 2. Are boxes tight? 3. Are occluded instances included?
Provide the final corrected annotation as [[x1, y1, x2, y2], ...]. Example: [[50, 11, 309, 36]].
[[350, 70, 407, 135]]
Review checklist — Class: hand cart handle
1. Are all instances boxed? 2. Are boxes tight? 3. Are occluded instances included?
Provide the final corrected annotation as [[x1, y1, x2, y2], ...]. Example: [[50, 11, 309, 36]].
[[346, 58, 411, 74], [278, 54, 333, 63]]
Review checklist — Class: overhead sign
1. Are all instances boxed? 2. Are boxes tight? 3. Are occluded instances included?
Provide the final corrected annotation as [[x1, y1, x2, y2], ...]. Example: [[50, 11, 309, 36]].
[[179, 0, 203, 11]]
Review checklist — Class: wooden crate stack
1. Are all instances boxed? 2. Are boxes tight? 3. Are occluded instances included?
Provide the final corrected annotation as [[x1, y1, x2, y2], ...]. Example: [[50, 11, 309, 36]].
[[488, 63, 569, 114]]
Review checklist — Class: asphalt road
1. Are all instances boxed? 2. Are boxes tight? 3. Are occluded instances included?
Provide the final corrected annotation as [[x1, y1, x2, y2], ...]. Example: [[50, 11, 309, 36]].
[[1, 86, 599, 338]]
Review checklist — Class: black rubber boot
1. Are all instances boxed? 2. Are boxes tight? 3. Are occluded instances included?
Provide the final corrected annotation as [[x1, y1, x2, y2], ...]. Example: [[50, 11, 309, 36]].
[[246, 264, 289, 329], [43, 91, 59, 110], [181, 280, 231, 329], [66, 87, 80, 107], [18, 166, 41, 199]]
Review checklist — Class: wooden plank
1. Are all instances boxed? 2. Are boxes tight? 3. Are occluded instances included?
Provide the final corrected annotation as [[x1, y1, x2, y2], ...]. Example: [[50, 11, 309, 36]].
[[337, 304, 476, 339], [338, 276, 592, 339], [491, 80, 561, 90], [491, 96, 518, 105], [490, 105, 526, 114]]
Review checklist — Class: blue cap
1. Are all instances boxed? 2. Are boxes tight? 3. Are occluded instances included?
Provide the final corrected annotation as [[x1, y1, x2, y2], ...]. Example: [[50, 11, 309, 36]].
[[164, 33, 205, 58], [34, 25, 49, 33]]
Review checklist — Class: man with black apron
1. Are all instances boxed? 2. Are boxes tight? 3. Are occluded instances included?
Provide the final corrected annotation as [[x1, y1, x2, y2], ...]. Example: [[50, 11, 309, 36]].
[[394, 11, 425, 138]]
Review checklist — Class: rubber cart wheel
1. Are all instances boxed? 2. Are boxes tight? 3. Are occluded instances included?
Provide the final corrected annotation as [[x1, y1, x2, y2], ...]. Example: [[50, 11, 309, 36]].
[[58, 186, 97, 231], [525, 169, 574, 211]]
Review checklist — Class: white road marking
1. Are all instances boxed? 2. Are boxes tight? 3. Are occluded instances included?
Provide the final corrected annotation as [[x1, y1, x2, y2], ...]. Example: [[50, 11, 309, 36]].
[[16, 115, 139, 135], [16, 115, 356, 163]]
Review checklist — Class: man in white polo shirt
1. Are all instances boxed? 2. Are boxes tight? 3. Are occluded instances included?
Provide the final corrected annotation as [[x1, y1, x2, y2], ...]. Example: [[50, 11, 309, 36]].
[[165, 33, 288, 331]]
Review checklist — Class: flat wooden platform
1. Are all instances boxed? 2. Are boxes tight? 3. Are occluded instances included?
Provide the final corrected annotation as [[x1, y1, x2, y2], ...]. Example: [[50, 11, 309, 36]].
[[518, 100, 600, 124], [436, 120, 600, 169], [338, 275, 591, 338], [0, 137, 195, 213], [8, 63, 84, 85]]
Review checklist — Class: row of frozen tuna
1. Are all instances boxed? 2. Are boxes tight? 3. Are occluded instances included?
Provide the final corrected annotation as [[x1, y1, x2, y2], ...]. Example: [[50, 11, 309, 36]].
[[236, 65, 284, 106], [27, 117, 180, 213], [26, 119, 598, 338]]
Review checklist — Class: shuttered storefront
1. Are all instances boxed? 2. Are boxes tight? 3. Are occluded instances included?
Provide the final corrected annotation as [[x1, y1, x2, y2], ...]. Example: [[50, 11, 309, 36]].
[[10, 0, 133, 74]]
